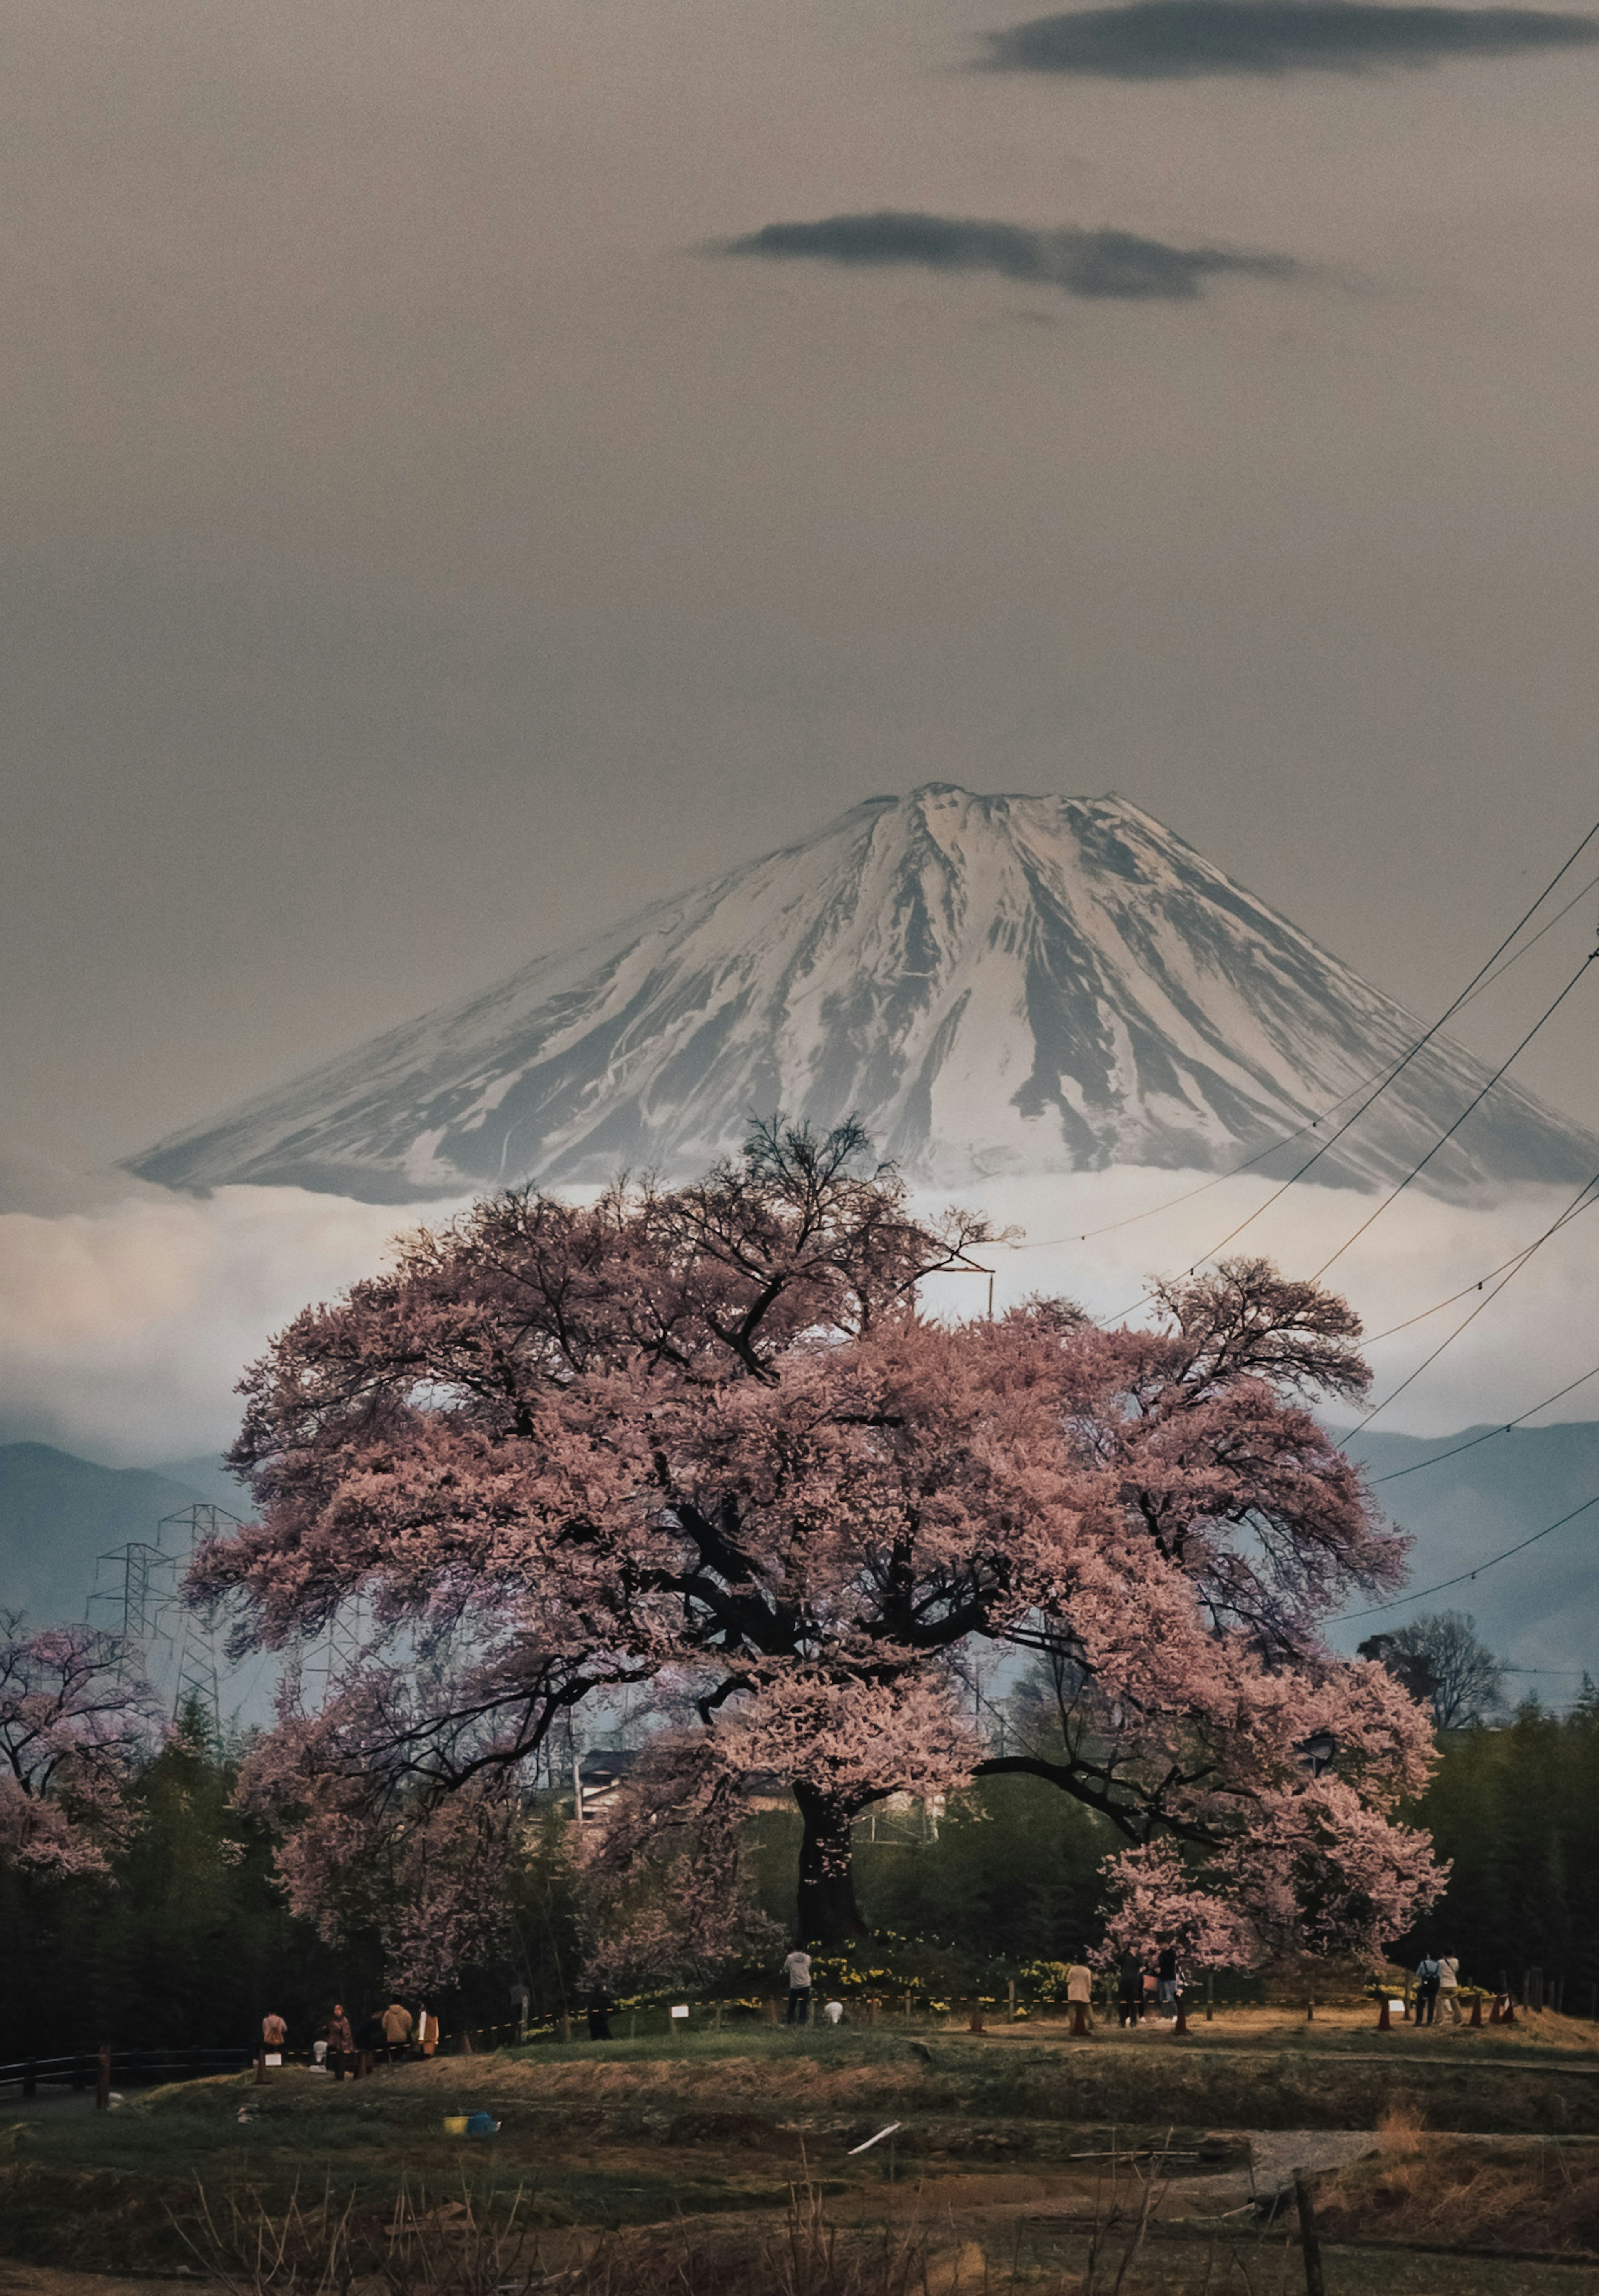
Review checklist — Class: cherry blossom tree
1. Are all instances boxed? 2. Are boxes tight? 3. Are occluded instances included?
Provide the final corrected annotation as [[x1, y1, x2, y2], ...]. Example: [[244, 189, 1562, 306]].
[[0, 1613, 157, 1874], [197, 1121, 1442, 1973]]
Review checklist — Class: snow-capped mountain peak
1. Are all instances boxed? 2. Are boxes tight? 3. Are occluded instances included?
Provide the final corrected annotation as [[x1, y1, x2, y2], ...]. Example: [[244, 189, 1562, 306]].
[[130, 785, 1599, 1203]]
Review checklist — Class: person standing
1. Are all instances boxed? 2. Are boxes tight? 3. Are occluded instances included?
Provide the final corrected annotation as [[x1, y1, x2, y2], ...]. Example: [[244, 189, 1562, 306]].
[[586, 1980, 615, 2041], [418, 2007, 439, 2058], [1156, 1942, 1179, 2019], [381, 2000, 414, 2063], [784, 1947, 812, 2025], [355, 2007, 383, 2077], [326, 2004, 355, 2080], [261, 2011, 287, 2057], [1439, 1955, 1462, 2023], [1116, 1955, 1143, 2029], [1066, 1959, 1095, 2036], [1415, 1953, 1442, 2026]]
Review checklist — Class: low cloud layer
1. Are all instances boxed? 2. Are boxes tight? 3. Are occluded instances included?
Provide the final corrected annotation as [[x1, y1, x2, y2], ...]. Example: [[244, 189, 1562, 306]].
[[0, 1170, 1596, 1467], [0, 1186, 470, 1464], [918, 1168, 1599, 1443], [725, 214, 1295, 299], [985, 0, 1599, 77]]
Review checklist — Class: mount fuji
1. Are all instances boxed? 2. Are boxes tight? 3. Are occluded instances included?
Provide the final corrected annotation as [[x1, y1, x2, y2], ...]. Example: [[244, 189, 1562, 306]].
[[131, 786, 1599, 1205]]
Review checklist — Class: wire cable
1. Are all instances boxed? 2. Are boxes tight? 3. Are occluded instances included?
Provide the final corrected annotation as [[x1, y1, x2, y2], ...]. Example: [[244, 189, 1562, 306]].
[[1153, 823, 1599, 1276], [1360, 1239, 1574, 1345], [1465, 863, 1599, 1005], [1309, 950, 1599, 1282], [1005, 835, 1599, 1257], [1090, 1156, 1598, 1333], [1355, 1359, 1599, 1486], [1091, 973, 1599, 1333], [1341, 1492, 1599, 1622], [1350, 1163, 1599, 1435]]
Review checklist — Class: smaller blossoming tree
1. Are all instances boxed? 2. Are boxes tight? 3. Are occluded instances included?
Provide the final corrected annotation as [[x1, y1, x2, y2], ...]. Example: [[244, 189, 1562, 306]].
[[0, 1613, 157, 1874]]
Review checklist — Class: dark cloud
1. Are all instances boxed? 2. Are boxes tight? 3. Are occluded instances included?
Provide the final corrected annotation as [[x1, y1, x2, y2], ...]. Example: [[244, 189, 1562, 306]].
[[724, 214, 1295, 299], [984, 0, 1599, 78]]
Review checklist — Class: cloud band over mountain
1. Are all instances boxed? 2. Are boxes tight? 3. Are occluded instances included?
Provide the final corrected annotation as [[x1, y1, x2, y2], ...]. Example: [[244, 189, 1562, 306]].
[[724, 213, 1295, 299], [985, 0, 1599, 77]]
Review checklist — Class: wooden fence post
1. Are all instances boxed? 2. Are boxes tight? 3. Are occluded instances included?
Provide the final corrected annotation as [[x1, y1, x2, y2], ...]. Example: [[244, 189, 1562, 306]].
[[1293, 2171, 1326, 2296], [95, 2045, 111, 2111]]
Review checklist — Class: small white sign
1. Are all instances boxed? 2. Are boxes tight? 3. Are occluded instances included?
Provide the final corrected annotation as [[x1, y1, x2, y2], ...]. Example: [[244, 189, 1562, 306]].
[[670, 2004, 690, 2020], [264, 2052, 283, 2067]]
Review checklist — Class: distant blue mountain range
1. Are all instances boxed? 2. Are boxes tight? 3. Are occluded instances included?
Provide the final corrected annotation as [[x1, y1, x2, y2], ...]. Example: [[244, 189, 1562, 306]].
[[1335, 1419, 1599, 1690], [2, 1423, 1593, 1688], [0, 1444, 236, 1627]]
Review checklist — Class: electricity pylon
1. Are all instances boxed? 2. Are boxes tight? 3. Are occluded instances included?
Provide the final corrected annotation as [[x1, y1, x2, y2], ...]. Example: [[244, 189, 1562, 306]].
[[156, 1506, 240, 1737]]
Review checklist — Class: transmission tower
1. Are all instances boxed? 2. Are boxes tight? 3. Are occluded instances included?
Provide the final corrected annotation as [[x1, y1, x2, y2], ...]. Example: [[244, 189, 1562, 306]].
[[307, 1594, 367, 1710], [88, 1539, 178, 1684], [156, 1506, 239, 1736]]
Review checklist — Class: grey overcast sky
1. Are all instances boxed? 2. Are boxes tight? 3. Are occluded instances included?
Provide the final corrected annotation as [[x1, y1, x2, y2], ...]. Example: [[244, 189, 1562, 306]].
[[5, 0, 1599, 1197]]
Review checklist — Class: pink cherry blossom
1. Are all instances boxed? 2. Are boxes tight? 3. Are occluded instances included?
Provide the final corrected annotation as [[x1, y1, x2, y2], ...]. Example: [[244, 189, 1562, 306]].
[[0, 1612, 158, 1875], [197, 1123, 1442, 1977]]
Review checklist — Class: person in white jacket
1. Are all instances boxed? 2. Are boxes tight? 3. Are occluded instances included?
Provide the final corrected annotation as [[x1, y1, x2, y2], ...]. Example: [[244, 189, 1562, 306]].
[[1438, 1955, 1463, 2023]]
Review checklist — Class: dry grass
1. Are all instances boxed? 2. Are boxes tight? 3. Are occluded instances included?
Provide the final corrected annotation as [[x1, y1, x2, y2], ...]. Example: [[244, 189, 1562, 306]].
[[1316, 2133, 1599, 2256], [164, 2173, 1152, 2296], [1377, 2097, 1428, 2154]]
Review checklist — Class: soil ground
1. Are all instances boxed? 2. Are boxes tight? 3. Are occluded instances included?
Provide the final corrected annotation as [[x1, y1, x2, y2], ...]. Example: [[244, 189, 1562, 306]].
[[3, 2007, 1596, 2291]]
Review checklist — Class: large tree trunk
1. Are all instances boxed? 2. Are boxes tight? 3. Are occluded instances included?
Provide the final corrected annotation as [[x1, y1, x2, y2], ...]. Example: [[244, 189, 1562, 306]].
[[793, 1781, 864, 1945]]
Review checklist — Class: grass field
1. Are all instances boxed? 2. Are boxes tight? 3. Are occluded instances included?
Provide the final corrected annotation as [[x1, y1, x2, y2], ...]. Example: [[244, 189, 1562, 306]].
[[4, 2012, 1598, 2293]]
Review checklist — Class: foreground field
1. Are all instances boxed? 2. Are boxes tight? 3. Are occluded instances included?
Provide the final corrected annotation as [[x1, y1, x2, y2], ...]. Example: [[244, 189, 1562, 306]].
[[4, 2016, 1599, 2292]]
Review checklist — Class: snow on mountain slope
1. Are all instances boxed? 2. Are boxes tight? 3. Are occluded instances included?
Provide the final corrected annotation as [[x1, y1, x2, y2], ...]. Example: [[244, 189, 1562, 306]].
[[130, 786, 1599, 1203]]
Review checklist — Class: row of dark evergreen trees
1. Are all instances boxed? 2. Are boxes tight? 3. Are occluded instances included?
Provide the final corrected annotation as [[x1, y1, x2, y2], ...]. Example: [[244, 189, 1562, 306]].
[[0, 1711, 583, 2061], [7, 1694, 1597, 2056]]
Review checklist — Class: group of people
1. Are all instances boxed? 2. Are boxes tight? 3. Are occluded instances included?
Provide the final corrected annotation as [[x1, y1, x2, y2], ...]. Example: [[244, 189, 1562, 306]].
[[260, 2000, 439, 2076], [584, 1943, 1469, 2037], [1413, 1953, 1463, 2024], [1113, 1942, 1184, 2027]]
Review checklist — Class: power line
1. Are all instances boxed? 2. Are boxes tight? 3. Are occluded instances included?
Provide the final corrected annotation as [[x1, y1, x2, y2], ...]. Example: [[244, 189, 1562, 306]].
[[1095, 1080, 1596, 1340], [1005, 1067, 1395, 1254], [1351, 1161, 1599, 1435], [1341, 1492, 1599, 1623], [1466, 862, 1599, 1004], [1359, 1192, 1599, 1345], [1310, 950, 1599, 1282], [1007, 843, 1599, 1258], [1148, 817, 1599, 1278], [1355, 1360, 1599, 1488]]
